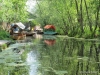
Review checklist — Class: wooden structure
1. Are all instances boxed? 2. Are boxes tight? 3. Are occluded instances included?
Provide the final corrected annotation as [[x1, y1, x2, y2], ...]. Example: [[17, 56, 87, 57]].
[[34, 26, 43, 34], [10, 22, 26, 40], [25, 31, 36, 36], [11, 33, 26, 40]]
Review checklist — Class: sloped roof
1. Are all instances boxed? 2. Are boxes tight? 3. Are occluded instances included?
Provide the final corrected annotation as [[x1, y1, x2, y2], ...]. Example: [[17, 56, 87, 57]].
[[15, 22, 25, 29], [44, 25, 55, 30]]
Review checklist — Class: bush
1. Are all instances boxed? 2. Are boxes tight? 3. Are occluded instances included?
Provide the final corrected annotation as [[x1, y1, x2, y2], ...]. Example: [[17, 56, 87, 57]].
[[0, 30, 11, 40]]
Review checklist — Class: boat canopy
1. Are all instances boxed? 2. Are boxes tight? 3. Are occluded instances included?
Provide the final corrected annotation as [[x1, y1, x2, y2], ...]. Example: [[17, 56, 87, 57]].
[[44, 25, 55, 30], [15, 22, 25, 29]]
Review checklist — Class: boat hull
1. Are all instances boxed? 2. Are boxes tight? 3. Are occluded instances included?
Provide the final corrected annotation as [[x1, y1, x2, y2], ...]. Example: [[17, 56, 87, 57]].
[[11, 33, 26, 40], [43, 31, 57, 35]]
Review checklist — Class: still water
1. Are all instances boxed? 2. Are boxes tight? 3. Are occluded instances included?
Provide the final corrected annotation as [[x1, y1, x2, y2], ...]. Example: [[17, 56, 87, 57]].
[[0, 35, 100, 75]]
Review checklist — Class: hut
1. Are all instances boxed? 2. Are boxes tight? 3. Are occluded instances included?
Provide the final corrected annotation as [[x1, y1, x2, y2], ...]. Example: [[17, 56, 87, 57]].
[[10, 22, 26, 40]]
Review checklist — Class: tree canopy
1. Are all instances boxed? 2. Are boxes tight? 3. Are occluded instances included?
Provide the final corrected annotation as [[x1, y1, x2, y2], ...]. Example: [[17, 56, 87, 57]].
[[32, 0, 100, 38], [0, 0, 100, 38], [0, 0, 28, 23]]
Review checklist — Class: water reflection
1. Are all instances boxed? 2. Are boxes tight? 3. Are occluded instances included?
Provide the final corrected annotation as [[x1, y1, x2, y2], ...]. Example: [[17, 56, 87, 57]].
[[44, 39, 56, 46], [43, 35, 56, 46], [38, 38, 100, 75], [26, 51, 39, 75], [0, 36, 100, 75]]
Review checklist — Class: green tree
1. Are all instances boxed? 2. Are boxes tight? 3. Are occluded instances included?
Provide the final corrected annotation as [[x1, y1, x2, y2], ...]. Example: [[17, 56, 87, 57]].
[[32, 0, 100, 38], [0, 0, 28, 23]]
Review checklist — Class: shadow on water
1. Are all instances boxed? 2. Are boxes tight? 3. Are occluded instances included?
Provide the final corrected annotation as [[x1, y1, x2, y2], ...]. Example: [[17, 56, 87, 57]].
[[0, 35, 100, 75]]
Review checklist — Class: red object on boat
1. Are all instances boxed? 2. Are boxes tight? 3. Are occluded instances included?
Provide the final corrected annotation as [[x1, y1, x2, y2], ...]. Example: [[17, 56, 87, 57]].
[[44, 25, 55, 30]]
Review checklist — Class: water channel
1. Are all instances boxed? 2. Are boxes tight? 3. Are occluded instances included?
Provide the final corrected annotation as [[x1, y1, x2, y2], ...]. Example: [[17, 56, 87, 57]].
[[0, 35, 100, 75]]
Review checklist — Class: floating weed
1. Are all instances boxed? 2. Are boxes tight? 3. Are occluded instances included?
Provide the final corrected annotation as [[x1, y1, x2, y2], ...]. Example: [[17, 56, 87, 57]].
[[77, 56, 89, 61], [42, 67, 68, 75], [42, 67, 55, 72], [6, 62, 26, 67], [55, 70, 68, 75]]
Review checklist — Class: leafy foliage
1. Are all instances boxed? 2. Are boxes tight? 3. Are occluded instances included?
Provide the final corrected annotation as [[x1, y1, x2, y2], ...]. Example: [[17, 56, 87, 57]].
[[33, 0, 100, 38], [0, 29, 11, 40], [0, 0, 28, 22]]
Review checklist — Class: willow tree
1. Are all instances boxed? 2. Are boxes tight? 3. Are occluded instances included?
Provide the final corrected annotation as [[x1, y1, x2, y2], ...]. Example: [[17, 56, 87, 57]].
[[92, 0, 100, 36], [34, 0, 77, 35], [34, 0, 100, 38], [0, 0, 28, 23]]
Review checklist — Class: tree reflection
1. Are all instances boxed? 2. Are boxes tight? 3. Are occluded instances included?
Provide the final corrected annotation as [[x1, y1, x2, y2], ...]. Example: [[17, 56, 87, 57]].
[[38, 38, 100, 75], [1, 37, 98, 75]]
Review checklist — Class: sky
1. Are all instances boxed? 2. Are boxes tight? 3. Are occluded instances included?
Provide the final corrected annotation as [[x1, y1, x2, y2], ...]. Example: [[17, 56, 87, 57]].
[[26, 0, 37, 13]]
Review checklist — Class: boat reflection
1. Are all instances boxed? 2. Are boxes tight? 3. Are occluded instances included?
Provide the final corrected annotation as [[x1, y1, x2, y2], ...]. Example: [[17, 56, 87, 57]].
[[43, 35, 56, 46], [44, 39, 56, 46], [33, 33, 43, 39]]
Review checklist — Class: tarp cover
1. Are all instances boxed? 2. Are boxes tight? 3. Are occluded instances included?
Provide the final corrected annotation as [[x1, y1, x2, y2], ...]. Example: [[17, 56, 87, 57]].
[[15, 22, 25, 29], [44, 25, 55, 30]]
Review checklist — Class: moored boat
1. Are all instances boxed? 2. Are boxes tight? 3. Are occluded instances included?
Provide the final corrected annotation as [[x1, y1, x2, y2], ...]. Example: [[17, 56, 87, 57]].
[[25, 31, 36, 36], [10, 22, 26, 40], [11, 33, 26, 40], [43, 25, 57, 35]]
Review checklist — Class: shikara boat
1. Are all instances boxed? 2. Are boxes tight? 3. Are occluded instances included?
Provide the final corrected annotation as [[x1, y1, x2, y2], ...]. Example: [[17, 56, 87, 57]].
[[43, 25, 57, 35]]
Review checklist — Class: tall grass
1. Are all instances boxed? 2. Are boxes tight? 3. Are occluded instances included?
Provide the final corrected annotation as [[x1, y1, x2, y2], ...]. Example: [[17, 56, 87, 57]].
[[0, 30, 11, 40]]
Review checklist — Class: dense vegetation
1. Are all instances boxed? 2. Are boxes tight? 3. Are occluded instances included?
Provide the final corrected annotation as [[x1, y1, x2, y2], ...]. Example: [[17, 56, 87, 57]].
[[0, 0, 28, 39], [0, 0, 100, 39], [33, 0, 100, 38], [0, 0, 28, 22]]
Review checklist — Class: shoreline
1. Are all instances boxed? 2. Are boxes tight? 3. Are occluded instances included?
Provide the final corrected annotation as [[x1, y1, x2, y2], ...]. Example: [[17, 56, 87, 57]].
[[0, 40, 10, 45]]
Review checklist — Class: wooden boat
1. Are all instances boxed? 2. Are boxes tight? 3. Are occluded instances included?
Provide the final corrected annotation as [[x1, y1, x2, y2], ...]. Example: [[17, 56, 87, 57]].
[[25, 31, 36, 36], [11, 33, 26, 40]]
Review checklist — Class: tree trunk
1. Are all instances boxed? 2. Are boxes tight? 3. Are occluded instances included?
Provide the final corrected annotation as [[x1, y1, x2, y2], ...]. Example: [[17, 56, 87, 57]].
[[84, 0, 93, 32], [75, 0, 84, 34], [93, 0, 100, 36], [80, 0, 84, 33]]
